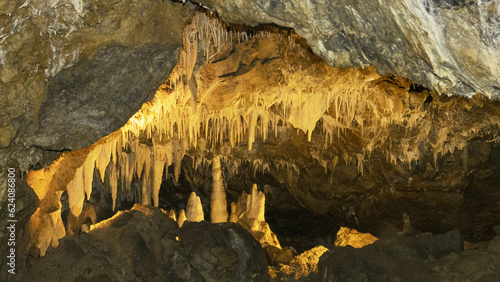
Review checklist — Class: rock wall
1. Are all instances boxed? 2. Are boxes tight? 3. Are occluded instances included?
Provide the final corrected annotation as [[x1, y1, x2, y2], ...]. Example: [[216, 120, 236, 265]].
[[1, 0, 194, 151], [0, 1, 194, 278], [195, 0, 500, 99]]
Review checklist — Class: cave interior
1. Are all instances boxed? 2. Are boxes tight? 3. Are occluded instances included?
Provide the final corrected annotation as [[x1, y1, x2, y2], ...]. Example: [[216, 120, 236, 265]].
[[2, 0, 500, 281]]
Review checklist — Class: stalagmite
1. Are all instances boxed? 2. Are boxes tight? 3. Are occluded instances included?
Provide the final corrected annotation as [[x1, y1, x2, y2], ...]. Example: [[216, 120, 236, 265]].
[[211, 156, 228, 223], [229, 184, 281, 249], [229, 202, 239, 223], [245, 184, 266, 223], [152, 159, 164, 207], [236, 191, 247, 218], [186, 192, 204, 222], [177, 209, 187, 228], [167, 209, 177, 221]]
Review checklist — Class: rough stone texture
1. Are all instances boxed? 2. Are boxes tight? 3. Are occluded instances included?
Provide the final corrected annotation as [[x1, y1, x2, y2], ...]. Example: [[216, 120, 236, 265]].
[[1, 0, 193, 151], [314, 231, 500, 281], [29, 42, 180, 150], [12, 205, 269, 282], [180, 221, 270, 282], [0, 170, 38, 282], [3, 4, 500, 280], [195, 0, 500, 99], [0, 0, 194, 277]]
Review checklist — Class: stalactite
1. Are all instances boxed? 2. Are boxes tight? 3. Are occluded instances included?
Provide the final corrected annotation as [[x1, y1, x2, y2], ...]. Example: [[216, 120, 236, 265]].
[[83, 149, 97, 201], [23, 10, 500, 258], [109, 159, 118, 211], [331, 155, 339, 174]]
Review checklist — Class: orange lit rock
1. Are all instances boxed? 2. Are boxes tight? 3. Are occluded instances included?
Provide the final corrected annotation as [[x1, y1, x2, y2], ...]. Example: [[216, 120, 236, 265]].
[[335, 227, 379, 248]]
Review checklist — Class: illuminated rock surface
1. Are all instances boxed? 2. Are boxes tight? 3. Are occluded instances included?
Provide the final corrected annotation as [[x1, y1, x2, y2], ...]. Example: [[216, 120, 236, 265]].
[[196, 0, 500, 99], [334, 227, 378, 248]]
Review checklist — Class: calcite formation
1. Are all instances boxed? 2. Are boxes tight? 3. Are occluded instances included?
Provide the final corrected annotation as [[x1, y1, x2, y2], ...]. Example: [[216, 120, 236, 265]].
[[186, 192, 204, 222], [334, 227, 379, 248], [22, 10, 500, 258], [229, 184, 281, 248], [210, 156, 228, 223], [195, 0, 500, 99], [2, 0, 500, 281]]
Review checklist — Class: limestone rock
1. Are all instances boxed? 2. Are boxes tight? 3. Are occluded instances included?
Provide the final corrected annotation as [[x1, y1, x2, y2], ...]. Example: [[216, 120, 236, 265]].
[[186, 192, 204, 222], [487, 235, 500, 253], [29, 42, 181, 150], [269, 245, 328, 280], [196, 0, 500, 99], [0, 0, 195, 151], [334, 227, 378, 248], [12, 205, 269, 282], [211, 156, 228, 223], [418, 229, 464, 259], [180, 221, 269, 282], [317, 232, 500, 281]]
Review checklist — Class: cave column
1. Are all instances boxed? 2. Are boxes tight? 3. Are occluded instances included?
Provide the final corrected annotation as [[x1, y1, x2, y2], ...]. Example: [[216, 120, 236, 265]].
[[211, 156, 228, 223]]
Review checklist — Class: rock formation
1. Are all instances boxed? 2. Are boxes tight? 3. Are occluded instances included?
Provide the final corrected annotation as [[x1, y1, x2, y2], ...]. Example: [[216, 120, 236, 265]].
[[210, 156, 228, 223], [2, 1, 500, 280], [186, 192, 204, 223], [11, 205, 269, 282], [195, 0, 500, 99], [229, 184, 281, 249], [334, 227, 379, 248]]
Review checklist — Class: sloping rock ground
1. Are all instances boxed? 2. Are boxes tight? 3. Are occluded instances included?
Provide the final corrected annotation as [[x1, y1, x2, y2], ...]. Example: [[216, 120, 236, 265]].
[[12, 205, 269, 282], [312, 230, 500, 282], [14, 204, 500, 281]]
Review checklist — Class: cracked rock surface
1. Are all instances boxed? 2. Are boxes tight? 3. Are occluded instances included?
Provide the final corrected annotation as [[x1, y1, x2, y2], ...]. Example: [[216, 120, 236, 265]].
[[195, 0, 500, 99]]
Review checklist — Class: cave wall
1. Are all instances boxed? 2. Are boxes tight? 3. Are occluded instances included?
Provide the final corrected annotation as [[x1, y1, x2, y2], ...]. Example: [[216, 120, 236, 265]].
[[195, 0, 500, 99], [0, 0, 195, 278], [0, 0, 194, 152]]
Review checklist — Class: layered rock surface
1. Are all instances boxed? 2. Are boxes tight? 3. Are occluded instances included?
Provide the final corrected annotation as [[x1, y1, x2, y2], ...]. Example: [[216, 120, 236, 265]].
[[1, 0, 194, 151], [195, 0, 500, 99]]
